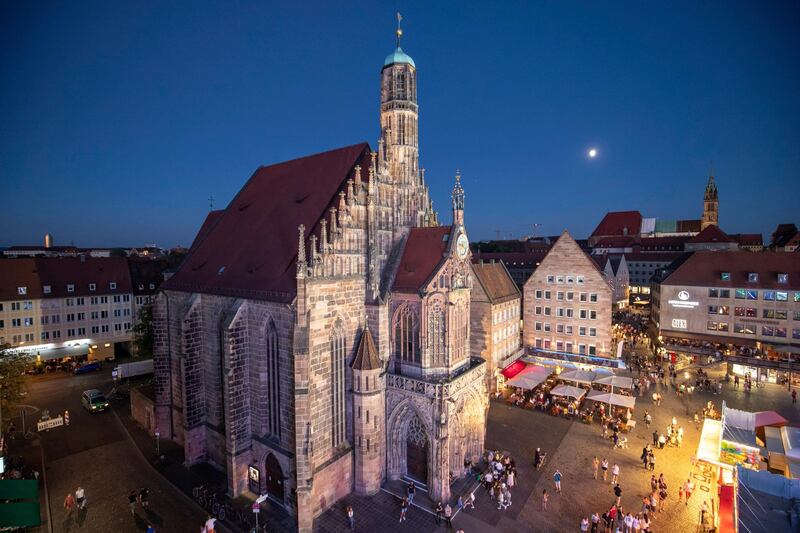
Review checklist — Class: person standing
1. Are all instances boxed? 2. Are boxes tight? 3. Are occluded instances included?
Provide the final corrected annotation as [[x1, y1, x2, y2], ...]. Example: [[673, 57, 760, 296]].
[[590, 511, 600, 533], [553, 469, 563, 493], [75, 487, 86, 510], [792, 389, 797, 404], [652, 430, 658, 447], [444, 503, 453, 527], [611, 463, 620, 484], [203, 515, 216, 533], [347, 506, 354, 530], [592, 456, 600, 479], [407, 481, 416, 505], [128, 490, 138, 516], [684, 479, 694, 504], [139, 487, 150, 510], [581, 516, 590, 532], [700, 500, 710, 526], [435, 501, 443, 524], [399, 498, 408, 522], [465, 491, 476, 510], [63, 493, 76, 516], [542, 489, 549, 510], [601, 458, 609, 481], [614, 484, 622, 507]]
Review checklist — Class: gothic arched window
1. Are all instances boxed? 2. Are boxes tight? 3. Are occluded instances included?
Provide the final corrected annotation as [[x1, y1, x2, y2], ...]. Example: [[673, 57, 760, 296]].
[[428, 303, 445, 365], [265, 320, 281, 438], [331, 322, 346, 448], [393, 305, 419, 363]]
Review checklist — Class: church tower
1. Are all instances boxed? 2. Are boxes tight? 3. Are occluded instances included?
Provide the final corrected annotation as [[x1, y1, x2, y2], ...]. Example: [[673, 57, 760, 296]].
[[701, 172, 719, 230], [351, 323, 385, 495], [452, 171, 465, 227]]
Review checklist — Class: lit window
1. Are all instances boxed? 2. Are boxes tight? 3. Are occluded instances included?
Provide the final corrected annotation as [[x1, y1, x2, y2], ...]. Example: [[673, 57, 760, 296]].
[[89, 283, 96, 291], [777, 273, 788, 284], [67, 284, 75, 293], [747, 272, 758, 283], [110, 282, 117, 290], [720, 272, 730, 281], [43, 285, 51, 294]]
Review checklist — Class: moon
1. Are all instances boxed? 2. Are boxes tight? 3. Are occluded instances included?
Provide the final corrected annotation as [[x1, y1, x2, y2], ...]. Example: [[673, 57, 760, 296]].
[[588, 148, 598, 159]]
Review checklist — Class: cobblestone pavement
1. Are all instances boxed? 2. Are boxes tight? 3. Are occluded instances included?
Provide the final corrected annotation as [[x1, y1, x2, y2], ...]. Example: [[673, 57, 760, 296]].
[[316, 360, 799, 533]]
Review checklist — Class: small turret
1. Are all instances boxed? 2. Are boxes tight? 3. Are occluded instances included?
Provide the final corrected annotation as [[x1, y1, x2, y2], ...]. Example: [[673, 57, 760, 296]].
[[351, 322, 385, 495], [452, 170, 465, 226]]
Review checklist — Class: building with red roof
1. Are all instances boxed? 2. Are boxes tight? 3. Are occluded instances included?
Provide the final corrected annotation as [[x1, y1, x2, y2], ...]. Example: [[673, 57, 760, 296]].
[[152, 25, 488, 530]]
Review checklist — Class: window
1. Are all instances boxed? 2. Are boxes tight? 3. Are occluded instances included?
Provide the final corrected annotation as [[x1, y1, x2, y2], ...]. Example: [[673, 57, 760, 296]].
[[566, 309, 574, 318], [579, 327, 586, 336], [544, 307, 551, 316], [793, 329, 800, 340], [535, 322, 542, 331], [23, 317, 33, 326], [556, 275, 565, 283], [795, 311, 800, 321], [776, 291, 788, 302], [114, 309, 122, 317], [76, 297, 84, 305], [720, 289, 730, 298], [11, 302, 20, 311], [22, 301, 32, 310], [589, 310, 597, 320], [708, 306, 729, 315], [114, 323, 122, 332], [43, 285, 51, 294], [565, 342, 573, 353], [394, 305, 419, 363], [579, 293, 587, 302], [556, 308, 565, 317], [747, 272, 758, 283], [565, 325, 573, 334], [795, 293, 800, 303], [66, 313, 75, 322], [556, 324, 564, 333], [264, 321, 281, 437], [41, 331, 49, 340], [775, 328, 787, 338], [113, 295, 121, 303], [11, 318, 21, 327], [547, 275, 555, 284], [763, 310, 788, 320], [77, 327, 85, 335], [66, 298, 74, 307], [734, 323, 755, 335], [110, 282, 117, 290], [566, 276, 574, 284], [123, 295, 130, 302], [707, 321, 719, 331], [590, 293, 598, 302], [557, 292, 564, 301], [735, 289, 746, 299], [762, 326, 774, 337], [589, 327, 597, 337], [535, 306, 542, 315], [579, 309, 587, 319], [708, 288, 719, 298], [67, 284, 75, 293], [67, 328, 76, 337], [52, 315, 60, 323], [77, 312, 85, 320], [91, 326, 99, 334], [101, 296, 108, 303], [720, 272, 730, 281], [101, 311, 108, 318], [330, 325, 346, 448], [89, 283, 96, 291], [763, 291, 775, 301], [535, 290, 543, 299], [1, 319, 6, 328], [777, 273, 788, 284], [149, 283, 155, 290], [101, 325, 109, 333], [588, 346, 597, 356], [17, 287, 27, 295], [543, 323, 551, 332], [718, 322, 729, 332], [52, 330, 61, 339], [566, 292, 574, 301], [746, 290, 758, 300], [544, 291, 551, 300], [578, 344, 586, 355], [91, 311, 99, 319], [577, 276, 585, 284]]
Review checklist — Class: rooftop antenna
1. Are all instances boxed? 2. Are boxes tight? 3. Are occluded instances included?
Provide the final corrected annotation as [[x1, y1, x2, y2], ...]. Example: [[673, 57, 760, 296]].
[[396, 12, 403, 47]]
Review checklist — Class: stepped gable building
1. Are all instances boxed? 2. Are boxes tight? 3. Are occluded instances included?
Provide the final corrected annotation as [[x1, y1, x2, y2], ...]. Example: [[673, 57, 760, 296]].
[[153, 24, 487, 532], [523, 231, 614, 358]]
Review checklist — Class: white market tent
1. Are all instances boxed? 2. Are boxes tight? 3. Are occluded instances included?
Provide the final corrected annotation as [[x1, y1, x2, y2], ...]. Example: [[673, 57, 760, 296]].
[[550, 384, 587, 400], [586, 390, 636, 409], [594, 375, 634, 389], [506, 365, 552, 390], [559, 369, 598, 385]]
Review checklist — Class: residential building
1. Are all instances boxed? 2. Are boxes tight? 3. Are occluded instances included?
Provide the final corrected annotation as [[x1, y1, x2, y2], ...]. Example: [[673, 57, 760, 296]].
[[470, 260, 522, 392], [596, 254, 630, 308], [651, 251, 800, 383], [523, 231, 614, 358], [769, 224, 800, 252], [153, 26, 487, 532], [0, 257, 134, 360]]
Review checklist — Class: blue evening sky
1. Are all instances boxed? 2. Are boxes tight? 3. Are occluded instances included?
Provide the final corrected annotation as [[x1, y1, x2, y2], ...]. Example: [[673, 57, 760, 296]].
[[1, 1, 798, 247]]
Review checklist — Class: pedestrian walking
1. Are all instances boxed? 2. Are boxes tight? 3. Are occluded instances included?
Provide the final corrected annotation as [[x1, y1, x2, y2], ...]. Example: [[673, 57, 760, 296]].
[[684, 479, 694, 504], [465, 491, 476, 510], [444, 503, 453, 527], [553, 469, 562, 493], [542, 489, 549, 510], [407, 481, 416, 505], [347, 506, 354, 530], [700, 500, 710, 526], [601, 458, 609, 481], [128, 490, 138, 515], [75, 487, 86, 510], [139, 487, 150, 510], [592, 456, 600, 479], [678, 485, 684, 504], [652, 430, 658, 447], [645, 412, 652, 427], [624, 512, 633, 532], [63, 493, 76, 516], [611, 463, 620, 484], [399, 498, 408, 522], [435, 501, 443, 524], [457, 494, 464, 513], [591, 512, 600, 533], [614, 483, 622, 507]]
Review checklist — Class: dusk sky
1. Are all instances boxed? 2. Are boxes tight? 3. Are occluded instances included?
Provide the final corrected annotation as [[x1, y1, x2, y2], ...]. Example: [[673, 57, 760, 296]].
[[1, 1, 798, 247]]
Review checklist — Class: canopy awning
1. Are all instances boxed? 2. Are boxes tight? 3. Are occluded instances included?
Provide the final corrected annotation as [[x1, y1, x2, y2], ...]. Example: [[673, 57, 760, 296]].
[[754, 411, 788, 428], [550, 384, 587, 400], [506, 366, 551, 390], [500, 359, 527, 379], [764, 343, 800, 355], [559, 369, 597, 385], [594, 375, 634, 389], [586, 390, 636, 409]]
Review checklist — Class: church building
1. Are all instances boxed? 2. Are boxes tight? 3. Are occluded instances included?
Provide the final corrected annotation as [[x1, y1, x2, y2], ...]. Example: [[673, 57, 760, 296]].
[[153, 22, 488, 532]]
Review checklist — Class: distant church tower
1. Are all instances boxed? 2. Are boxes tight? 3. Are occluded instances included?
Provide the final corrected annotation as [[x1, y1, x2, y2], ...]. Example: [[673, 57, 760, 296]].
[[701, 172, 719, 230]]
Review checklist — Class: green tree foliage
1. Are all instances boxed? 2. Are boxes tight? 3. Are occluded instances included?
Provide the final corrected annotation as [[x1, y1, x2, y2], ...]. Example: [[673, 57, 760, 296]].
[[133, 304, 154, 358], [0, 344, 31, 431]]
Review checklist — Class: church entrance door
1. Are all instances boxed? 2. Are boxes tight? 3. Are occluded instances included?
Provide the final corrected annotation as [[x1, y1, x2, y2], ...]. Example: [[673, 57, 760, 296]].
[[264, 453, 284, 502], [405, 416, 428, 484]]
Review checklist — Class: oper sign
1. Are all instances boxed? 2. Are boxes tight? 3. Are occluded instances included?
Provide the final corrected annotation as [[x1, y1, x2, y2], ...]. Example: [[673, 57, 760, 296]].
[[668, 290, 700, 309]]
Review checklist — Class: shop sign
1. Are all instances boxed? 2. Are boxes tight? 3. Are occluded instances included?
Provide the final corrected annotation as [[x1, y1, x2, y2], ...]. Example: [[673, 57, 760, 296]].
[[248, 465, 260, 494], [37, 416, 64, 432], [668, 296, 699, 309], [671, 318, 688, 329]]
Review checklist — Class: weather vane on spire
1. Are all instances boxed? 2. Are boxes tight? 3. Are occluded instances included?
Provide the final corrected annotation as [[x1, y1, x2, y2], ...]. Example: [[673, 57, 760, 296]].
[[396, 12, 403, 47]]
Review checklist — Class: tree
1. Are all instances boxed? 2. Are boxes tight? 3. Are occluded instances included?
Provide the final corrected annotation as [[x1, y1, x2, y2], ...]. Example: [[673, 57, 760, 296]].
[[0, 344, 31, 432], [133, 304, 154, 358]]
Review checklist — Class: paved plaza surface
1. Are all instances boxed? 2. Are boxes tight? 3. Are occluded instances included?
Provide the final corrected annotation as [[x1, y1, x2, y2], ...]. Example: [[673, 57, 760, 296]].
[[317, 360, 800, 533]]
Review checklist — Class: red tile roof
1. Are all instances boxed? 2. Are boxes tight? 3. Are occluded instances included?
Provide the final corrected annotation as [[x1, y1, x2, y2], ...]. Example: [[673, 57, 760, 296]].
[[730, 234, 763, 246], [0, 259, 42, 301], [623, 251, 684, 262], [591, 211, 642, 238], [471, 261, 520, 304], [593, 236, 636, 248], [637, 236, 689, 249], [190, 210, 224, 250], [34, 257, 133, 297], [687, 225, 735, 243], [392, 226, 452, 293], [662, 251, 800, 290], [163, 143, 371, 301]]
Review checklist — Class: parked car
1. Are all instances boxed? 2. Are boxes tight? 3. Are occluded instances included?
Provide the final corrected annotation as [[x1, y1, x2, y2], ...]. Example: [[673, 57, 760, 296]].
[[74, 361, 102, 375], [81, 389, 109, 412]]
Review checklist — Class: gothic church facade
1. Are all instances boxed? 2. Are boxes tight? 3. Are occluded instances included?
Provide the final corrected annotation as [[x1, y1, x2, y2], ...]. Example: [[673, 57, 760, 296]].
[[153, 28, 488, 532]]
